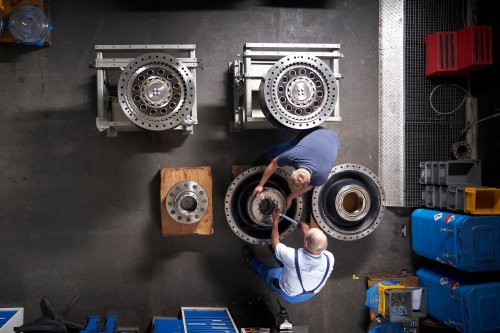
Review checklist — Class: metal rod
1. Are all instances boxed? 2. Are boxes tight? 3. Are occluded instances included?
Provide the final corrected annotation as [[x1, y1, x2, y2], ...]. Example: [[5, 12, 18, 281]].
[[279, 213, 299, 225]]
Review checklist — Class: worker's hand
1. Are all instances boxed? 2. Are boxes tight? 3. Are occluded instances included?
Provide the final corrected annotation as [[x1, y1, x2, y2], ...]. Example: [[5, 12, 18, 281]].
[[286, 195, 293, 211], [252, 185, 263, 197], [272, 208, 281, 224], [300, 221, 310, 234]]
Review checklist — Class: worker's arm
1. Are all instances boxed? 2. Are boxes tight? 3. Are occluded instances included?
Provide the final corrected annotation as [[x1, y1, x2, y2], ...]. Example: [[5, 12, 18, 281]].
[[286, 185, 312, 210], [252, 158, 279, 197], [271, 208, 281, 250], [299, 221, 310, 237]]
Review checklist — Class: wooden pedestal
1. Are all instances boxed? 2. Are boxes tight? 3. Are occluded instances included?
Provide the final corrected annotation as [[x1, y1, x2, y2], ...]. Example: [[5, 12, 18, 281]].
[[160, 167, 213, 236]]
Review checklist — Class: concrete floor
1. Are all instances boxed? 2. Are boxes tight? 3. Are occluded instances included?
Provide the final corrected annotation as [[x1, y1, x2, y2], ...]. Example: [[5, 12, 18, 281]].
[[1, 1, 418, 332]]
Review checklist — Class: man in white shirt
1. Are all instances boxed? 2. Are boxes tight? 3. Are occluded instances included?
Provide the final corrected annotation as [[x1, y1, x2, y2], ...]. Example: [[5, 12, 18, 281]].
[[243, 209, 335, 303]]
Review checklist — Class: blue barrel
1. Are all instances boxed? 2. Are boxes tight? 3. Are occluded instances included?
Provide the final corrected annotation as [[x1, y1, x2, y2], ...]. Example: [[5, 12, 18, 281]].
[[411, 208, 500, 271], [417, 266, 500, 333]]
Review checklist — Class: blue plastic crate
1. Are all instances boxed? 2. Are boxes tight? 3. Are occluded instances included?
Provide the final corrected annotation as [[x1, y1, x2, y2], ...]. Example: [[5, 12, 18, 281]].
[[417, 266, 500, 333], [181, 308, 238, 333], [411, 209, 500, 271]]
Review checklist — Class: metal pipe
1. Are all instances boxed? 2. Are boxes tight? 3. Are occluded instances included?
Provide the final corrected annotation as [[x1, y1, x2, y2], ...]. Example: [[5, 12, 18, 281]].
[[279, 213, 299, 225]]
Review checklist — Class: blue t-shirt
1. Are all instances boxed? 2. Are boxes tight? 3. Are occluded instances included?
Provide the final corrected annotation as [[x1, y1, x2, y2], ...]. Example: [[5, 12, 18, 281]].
[[277, 128, 340, 187]]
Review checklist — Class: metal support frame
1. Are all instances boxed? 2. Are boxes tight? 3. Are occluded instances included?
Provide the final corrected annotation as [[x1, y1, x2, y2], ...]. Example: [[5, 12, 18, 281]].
[[93, 44, 198, 136], [230, 43, 343, 131]]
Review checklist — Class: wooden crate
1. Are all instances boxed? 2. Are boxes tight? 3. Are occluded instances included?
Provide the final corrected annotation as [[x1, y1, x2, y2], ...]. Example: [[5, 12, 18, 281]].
[[160, 167, 213, 236], [232, 165, 251, 177], [0, 0, 51, 46]]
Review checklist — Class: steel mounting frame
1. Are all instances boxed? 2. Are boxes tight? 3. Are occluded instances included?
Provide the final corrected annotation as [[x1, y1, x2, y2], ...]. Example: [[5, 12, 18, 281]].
[[229, 43, 343, 131], [93, 44, 198, 136]]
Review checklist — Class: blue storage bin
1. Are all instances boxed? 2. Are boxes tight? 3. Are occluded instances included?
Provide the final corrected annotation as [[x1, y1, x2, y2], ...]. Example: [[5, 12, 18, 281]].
[[417, 266, 500, 333], [411, 208, 500, 272]]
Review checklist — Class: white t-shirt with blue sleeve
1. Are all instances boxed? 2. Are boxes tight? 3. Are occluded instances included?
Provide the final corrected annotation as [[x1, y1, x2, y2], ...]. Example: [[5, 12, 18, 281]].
[[274, 243, 335, 296]]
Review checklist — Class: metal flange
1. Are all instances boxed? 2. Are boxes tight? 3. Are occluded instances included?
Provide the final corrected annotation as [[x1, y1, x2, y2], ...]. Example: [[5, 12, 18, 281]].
[[225, 166, 305, 245], [8, 5, 49, 44], [450, 141, 472, 160], [259, 54, 337, 129], [166, 181, 208, 224], [312, 164, 386, 241], [117, 53, 196, 131]]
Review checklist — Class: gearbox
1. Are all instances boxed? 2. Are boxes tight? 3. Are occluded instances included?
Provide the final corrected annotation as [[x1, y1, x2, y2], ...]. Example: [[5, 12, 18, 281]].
[[91, 45, 198, 136], [230, 43, 343, 131]]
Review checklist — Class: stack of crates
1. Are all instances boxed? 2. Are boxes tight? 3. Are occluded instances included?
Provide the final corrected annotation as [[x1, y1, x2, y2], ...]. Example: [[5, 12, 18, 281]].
[[420, 160, 500, 214], [411, 209, 500, 332], [414, 160, 500, 332]]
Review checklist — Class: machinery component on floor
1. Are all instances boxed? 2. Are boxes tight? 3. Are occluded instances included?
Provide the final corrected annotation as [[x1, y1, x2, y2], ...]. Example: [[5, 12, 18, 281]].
[[259, 54, 337, 129], [91, 45, 198, 136], [225, 166, 305, 245], [166, 180, 209, 224], [230, 43, 343, 131], [450, 141, 472, 160], [14, 296, 85, 333], [117, 53, 196, 131], [8, 5, 50, 45], [312, 164, 386, 241]]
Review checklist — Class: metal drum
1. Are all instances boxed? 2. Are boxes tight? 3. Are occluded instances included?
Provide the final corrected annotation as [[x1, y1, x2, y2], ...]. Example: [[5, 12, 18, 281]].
[[225, 166, 305, 245], [259, 54, 337, 129], [166, 181, 209, 224], [8, 5, 49, 44], [117, 53, 196, 131], [312, 164, 386, 241], [0, 16, 4, 37]]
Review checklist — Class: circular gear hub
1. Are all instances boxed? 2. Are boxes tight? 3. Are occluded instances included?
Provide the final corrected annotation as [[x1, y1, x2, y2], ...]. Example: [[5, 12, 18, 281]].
[[259, 54, 337, 129], [8, 5, 49, 44], [247, 187, 287, 227], [450, 141, 472, 160], [166, 181, 208, 224], [312, 164, 385, 241], [118, 53, 195, 131], [225, 166, 305, 245]]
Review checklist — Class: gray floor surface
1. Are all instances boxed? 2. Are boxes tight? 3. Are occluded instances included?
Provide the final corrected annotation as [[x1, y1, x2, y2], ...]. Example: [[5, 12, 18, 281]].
[[0, 1, 417, 332]]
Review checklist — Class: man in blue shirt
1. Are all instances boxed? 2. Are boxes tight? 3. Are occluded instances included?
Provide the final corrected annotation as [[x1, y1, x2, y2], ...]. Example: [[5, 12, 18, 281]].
[[252, 127, 340, 209], [243, 209, 335, 303]]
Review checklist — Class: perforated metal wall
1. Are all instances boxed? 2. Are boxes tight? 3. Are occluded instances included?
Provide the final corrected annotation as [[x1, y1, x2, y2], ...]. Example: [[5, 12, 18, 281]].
[[379, 0, 405, 207]]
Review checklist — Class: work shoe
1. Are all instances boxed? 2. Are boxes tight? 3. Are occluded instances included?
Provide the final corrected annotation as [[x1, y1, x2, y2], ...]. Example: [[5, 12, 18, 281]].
[[242, 245, 255, 263]]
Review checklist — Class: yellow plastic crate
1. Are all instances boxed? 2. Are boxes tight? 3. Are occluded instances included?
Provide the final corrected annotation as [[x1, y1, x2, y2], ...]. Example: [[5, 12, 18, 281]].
[[377, 283, 406, 317], [465, 187, 500, 215]]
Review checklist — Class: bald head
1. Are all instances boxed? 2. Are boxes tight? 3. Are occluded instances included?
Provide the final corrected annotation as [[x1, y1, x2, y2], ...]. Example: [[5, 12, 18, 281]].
[[304, 228, 328, 253]]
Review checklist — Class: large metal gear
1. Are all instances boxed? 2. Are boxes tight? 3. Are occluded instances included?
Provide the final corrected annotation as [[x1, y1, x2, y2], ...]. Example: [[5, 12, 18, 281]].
[[312, 164, 386, 241], [225, 166, 305, 245], [117, 53, 196, 131], [166, 181, 209, 224], [259, 54, 337, 129], [8, 5, 49, 44]]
